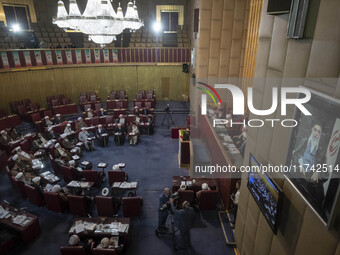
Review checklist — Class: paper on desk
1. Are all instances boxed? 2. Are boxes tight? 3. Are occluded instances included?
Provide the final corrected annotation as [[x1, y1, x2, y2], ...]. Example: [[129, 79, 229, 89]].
[[112, 182, 121, 188], [75, 223, 85, 234]]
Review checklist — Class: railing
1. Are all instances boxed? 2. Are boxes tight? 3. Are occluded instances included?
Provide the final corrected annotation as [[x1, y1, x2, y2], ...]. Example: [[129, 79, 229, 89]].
[[0, 47, 191, 70]]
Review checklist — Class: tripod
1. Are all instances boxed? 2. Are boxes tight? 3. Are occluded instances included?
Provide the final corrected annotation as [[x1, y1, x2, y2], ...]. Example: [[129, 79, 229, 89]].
[[155, 212, 178, 250], [161, 110, 175, 129]]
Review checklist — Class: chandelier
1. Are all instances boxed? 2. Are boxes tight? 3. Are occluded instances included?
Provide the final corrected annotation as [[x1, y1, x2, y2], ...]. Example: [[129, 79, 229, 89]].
[[53, 0, 144, 46]]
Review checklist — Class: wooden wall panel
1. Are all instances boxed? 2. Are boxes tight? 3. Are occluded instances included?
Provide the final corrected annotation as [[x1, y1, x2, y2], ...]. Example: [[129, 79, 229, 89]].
[[0, 65, 189, 113]]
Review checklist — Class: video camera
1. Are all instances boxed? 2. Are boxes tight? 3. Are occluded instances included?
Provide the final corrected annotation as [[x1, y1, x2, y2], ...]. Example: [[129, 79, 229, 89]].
[[160, 192, 179, 213], [164, 104, 170, 113]]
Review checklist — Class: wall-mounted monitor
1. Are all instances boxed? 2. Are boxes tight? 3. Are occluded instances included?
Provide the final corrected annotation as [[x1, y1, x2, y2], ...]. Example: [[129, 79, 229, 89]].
[[247, 153, 283, 234], [267, 0, 292, 14]]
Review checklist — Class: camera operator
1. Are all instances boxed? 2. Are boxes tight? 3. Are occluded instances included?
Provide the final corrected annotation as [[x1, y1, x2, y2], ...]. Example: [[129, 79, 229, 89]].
[[157, 187, 171, 232], [169, 199, 195, 250]]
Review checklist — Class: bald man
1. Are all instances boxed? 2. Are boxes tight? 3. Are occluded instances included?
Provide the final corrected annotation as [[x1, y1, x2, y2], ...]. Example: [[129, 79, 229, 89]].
[[157, 187, 171, 232]]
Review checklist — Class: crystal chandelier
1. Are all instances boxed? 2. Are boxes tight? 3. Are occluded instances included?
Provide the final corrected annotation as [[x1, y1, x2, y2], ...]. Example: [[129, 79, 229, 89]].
[[53, 0, 144, 46]]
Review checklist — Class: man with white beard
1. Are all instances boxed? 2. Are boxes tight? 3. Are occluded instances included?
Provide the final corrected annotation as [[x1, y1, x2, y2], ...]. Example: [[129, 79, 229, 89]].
[[291, 123, 328, 218]]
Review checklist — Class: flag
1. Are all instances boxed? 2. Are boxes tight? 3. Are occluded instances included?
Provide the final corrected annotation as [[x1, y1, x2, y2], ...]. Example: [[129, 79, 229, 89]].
[[34, 50, 42, 66], [85, 49, 91, 64], [45, 50, 53, 65], [75, 49, 82, 64], [323, 118, 340, 195], [12, 51, 21, 67], [24, 50, 32, 66], [66, 49, 73, 64], [112, 49, 118, 63], [94, 49, 100, 63], [103, 49, 109, 63], [56, 50, 63, 65], [1, 51, 10, 68]]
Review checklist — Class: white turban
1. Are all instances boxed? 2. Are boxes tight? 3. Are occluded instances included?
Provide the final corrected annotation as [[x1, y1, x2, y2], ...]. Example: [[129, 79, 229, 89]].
[[112, 165, 119, 170], [69, 235, 80, 246], [67, 123, 71, 127], [56, 114, 61, 117], [52, 184, 61, 193], [69, 160, 75, 165], [15, 172, 23, 179], [32, 177, 41, 184], [12, 154, 19, 161], [202, 183, 209, 190], [55, 143, 60, 148], [15, 146, 21, 151], [78, 117, 82, 121], [60, 134, 67, 139]]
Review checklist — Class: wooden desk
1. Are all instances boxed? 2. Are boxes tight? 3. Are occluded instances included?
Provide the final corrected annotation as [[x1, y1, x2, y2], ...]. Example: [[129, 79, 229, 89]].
[[0, 203, 41, 244], [172, 176, 217, 193], [68, 218, 131, 247]]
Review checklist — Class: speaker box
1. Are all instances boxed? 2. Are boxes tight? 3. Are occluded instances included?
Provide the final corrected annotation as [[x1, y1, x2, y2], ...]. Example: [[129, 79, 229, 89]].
[[182, 64, 189, 73]]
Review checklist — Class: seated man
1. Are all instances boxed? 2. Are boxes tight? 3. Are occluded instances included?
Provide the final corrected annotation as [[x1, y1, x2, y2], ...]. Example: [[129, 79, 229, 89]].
[[51, 184, 71, 207], [135, 115, 141, 124], [196, 183, 211, 199], [117, 114, 126, 127], [132, 106, 139, 116], [78, 128, 94, 151], [68, 234, 94, 254], [54, 143, 72, 162], [63, 123, 73, 135], [32, 133, 48, 151], [145, 116, 154, 135], [9, 127, 22, 140], [10, 154, 36, 179], [60, 134, 82, 156], [98, 108, 106, 117], [15, 172, 31, 185], [43, 116, 54, 128], [141, 106, 149, 116], [45, 127, 57, 140], [31, 176, 45, 199], [75, 117, 87, 131], [69, 160, 83, 180], [86, 108, 94, 118], [54, 114, 64, 124], [0, 130, 12, 146], [129, 123, 139, 146], [96, 124, 108, 147], [15, 146, 35, 165], [114, 124, 125, 145]]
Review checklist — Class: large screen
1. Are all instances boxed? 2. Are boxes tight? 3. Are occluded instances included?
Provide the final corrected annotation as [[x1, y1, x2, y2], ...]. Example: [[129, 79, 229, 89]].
[[267, 0, 292, 14], [247, 154, 283, 234]]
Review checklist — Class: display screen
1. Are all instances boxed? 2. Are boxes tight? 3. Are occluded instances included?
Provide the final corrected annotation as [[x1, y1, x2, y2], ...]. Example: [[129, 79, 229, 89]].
[[267, 0, 292, 14], [247, 153, 283, 234]]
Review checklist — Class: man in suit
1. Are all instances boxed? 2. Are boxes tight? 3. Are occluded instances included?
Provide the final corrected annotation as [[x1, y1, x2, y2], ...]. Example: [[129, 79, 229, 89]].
[[96, 124, 108, 147], [132, 106, 139, 116], [141, 106, 149, 116], [170, 200, 195, 250]]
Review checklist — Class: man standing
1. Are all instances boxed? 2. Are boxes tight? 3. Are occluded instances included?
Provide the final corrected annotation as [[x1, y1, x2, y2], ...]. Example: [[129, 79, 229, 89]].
[[157, 188, 171, 232], [170, 200, 195, 250]]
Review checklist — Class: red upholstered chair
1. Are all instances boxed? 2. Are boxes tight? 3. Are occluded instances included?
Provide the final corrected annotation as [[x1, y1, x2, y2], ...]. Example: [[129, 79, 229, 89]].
[[146, 94, 153, 100], [24, 185, 44, 207], [67, 195, 91, 217], [50, 156, 62, 176], [94, 103, 102, 111], [92, 248, 117, 255], [11, 177, 27, 199], [90, 95, 97, 102], [51, 100, 59, 106], [31, 112, 41, 122], [43, 110, 53, 118], [60, 165, 75, 183], [145, 102, 152, 109], [84, 118, 91, 126], [82, 170, 102, 187], [108, 170, 127, 187], [105, 116, 114, 124], [60, 246, 87, 255], [134, 101, 142, 108], [99, 116, 106, 125], [91, 117, 99, 126], [136, 94, 143, 100], [17, 105, 28, 117], [122, 197, 143, 218], [19, 139, 31, 153], [44, 191, 66, 213], [95, 196, 116, 217], [177, 190, 195, 207], [198, 190, 218, 210], [63, 98, 71, 105], [116, 101, 123, 109], [84, 104, 91, 111]]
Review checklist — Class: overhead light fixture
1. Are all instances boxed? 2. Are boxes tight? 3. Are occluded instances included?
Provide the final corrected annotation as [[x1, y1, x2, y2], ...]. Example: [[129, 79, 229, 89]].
[[53, 0, 144, 47], [12, 24, 21, 32], [153, 22, 162, 33]]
